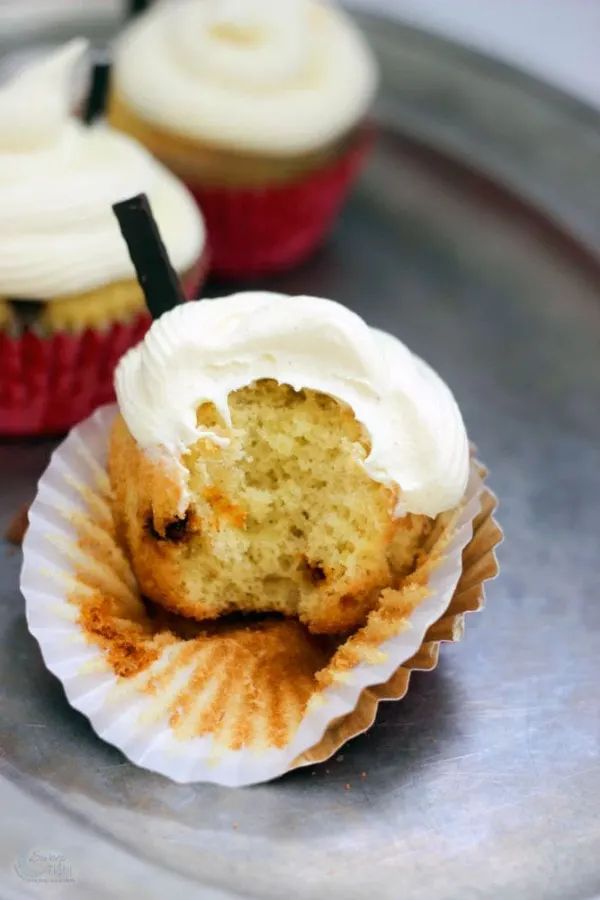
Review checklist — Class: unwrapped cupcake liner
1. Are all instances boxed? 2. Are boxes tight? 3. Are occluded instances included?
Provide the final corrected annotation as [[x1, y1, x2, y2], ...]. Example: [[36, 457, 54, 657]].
[[22, 405, 500, 787], [0, 254, 208, 438], [187, 126, 374, 279]]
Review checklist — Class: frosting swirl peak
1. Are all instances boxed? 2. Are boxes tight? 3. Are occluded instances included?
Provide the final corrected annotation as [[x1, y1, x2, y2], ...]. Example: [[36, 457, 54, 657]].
[[115, 292, 470, 517], [112, 0, 378, 154]]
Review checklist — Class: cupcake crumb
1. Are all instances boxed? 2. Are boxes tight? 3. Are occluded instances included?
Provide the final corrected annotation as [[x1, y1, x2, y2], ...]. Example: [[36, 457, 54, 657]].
[[4, 504, 29, 546], [344, 783, 351, 791], [361, 772, 367, 779], [232, 823, 239, 830]]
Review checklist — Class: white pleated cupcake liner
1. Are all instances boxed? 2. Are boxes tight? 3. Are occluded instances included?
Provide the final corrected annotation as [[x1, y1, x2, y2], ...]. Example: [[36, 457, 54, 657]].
[[22, 404, 485, 787]]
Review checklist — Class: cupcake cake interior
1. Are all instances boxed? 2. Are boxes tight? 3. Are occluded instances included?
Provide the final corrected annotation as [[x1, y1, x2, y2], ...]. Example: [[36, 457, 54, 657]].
[[112, 379, 433, 634]]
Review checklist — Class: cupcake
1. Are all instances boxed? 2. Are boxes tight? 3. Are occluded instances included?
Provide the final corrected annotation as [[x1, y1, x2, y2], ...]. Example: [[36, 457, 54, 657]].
[[22, 289, 500, 785], [0, 41, 208, 436], [108, 0, 378, 277], [109, 293, 470, 634]]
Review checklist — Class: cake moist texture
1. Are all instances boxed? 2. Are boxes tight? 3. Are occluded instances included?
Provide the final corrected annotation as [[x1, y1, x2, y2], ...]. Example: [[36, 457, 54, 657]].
[[110, 379, 432, 634]]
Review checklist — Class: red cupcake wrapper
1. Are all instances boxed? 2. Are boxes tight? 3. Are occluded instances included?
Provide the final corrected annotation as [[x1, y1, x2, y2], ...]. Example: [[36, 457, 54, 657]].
[[0, 253, 208, 438], [187, 125, 374, 279]]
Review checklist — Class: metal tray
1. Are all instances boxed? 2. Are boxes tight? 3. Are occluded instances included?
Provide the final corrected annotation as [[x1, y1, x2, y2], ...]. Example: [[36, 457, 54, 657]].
[[2, 14, 600, 900]]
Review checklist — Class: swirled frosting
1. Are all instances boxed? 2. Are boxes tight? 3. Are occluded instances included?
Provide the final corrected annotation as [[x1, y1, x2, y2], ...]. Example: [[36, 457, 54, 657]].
[[0, 40, 205, 300], [112, 0, 378, 154], [115, 293, 470, 517]]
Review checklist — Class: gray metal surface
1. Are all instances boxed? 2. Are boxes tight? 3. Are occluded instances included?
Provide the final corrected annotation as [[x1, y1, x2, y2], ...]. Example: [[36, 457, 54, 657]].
[[2, 14, 600, 900]]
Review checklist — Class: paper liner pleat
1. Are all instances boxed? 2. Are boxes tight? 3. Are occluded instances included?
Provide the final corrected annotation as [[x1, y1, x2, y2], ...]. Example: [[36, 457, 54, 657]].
[[295, 489, 501, 768]]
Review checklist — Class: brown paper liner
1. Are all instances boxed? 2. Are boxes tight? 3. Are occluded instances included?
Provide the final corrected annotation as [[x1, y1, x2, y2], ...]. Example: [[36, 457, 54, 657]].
[[294, 475, 501, 767]]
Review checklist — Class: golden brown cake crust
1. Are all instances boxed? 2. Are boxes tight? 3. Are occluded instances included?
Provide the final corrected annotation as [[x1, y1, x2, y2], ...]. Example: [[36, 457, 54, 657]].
[[109, 413, 189, 612], [107, 89, 356, 187], [1, 258, 204, 335], [0, 299, 15, 332], [109, 382, 434, 634]]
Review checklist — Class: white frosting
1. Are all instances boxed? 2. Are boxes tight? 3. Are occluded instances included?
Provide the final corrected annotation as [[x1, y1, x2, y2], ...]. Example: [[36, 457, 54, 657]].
[[112, 0, 378, 154], [0, 41, 205, 300], [115, 293, 470, 517]]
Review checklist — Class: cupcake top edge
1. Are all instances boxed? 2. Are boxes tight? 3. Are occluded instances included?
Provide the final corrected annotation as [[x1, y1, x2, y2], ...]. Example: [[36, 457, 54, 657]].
[[0, 40, 205, 301], [114, 292, 470, 518], [112, 0, 379, 155]]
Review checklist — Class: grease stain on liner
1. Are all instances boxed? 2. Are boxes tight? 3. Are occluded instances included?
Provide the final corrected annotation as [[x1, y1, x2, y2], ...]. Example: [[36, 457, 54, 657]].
[[21, 406, 500, 787]]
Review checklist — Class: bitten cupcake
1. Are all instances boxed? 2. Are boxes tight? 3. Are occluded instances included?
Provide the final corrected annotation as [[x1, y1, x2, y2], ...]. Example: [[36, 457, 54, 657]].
[[109, 292, 469, 634], [0, 41, 208, 436], [108, 0, 378, 277], [23, 273, 500, 784]]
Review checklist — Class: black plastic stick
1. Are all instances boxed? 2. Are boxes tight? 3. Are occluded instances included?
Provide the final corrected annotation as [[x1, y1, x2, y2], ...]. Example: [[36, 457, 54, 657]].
[[113, 193, 186, 320], [83, 60, 111, 125], [127, 0, 151, 18]]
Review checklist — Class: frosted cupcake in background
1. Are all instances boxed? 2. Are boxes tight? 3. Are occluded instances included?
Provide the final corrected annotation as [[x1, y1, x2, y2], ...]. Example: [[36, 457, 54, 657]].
[[0, 41, 208, 436], [108, 0, 378, 277]]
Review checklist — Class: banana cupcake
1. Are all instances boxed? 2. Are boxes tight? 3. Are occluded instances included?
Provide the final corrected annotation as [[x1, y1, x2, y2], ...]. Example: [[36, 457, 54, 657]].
[[108, 0, 378, 277], [109, 292, 469, 634], [0, 41, 208, 436]]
